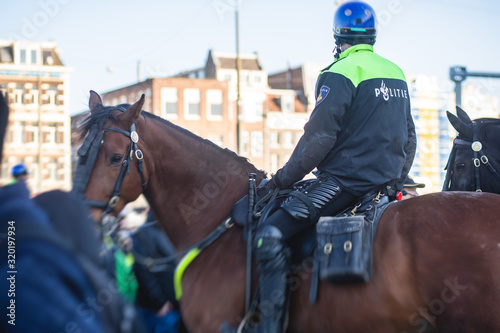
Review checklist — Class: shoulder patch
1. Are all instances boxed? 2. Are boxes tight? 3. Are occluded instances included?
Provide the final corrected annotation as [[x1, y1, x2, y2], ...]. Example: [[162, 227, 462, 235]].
[[316, 86, 330, 106]]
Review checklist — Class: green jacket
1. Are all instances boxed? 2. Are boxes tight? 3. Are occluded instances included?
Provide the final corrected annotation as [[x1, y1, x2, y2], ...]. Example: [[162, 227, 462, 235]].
[[114, 249, 138, 303]]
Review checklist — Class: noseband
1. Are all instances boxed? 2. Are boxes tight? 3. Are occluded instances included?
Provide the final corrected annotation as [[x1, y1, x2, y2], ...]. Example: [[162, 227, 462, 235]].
[[73, 107, 147, 215], [443, 123, 500, 192]]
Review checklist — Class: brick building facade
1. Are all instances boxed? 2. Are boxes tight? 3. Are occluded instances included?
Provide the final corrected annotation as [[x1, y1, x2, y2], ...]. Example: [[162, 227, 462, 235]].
[[0, 40, 72, 192]]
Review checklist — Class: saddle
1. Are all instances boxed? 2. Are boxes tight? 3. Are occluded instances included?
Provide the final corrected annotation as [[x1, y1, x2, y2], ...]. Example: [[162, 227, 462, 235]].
[[231, 178, 393, 290]]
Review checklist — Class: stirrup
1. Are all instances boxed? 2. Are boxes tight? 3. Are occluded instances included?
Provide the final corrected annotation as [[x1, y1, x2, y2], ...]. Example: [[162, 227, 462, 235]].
[[219, 311, 255, 333]]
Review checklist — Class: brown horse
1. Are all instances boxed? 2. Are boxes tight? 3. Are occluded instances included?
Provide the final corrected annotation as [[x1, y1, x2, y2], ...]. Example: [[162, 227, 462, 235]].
[[75, 92, 500, 333]]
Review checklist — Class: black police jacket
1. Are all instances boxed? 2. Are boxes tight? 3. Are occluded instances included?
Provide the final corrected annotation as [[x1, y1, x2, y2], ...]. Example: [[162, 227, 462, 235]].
[[274, 44, 416, 196]]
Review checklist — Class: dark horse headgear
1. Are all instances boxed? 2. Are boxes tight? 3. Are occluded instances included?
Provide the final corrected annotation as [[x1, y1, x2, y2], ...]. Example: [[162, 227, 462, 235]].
[[443, 106, 500, 193]]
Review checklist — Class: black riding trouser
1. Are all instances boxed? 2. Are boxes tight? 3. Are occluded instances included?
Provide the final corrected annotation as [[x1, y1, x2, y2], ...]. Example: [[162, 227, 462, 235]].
[[265, 180, 357, 240]]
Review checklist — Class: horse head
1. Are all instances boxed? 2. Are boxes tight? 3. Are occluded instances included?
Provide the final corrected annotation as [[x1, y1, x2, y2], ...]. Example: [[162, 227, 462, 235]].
[[74, 91, 264, 247], [443, 106, 500, 193], [74, 91, 149, 222]]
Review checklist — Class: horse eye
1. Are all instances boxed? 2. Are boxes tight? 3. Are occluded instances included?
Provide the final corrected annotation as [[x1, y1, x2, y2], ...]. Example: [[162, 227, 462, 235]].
[[456, 163, 466, 171], [110, 154, 123, 165]]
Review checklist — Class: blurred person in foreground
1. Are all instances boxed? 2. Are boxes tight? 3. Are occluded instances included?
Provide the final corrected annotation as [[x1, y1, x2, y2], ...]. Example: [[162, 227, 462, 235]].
[[133, 210, 186, 333], [0, 93, 142, 332], [225, 2, 416, 332]]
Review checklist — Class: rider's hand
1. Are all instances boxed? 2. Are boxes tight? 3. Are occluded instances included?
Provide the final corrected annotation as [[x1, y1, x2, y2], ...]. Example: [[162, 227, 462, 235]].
[[268, 176, 278, 190]]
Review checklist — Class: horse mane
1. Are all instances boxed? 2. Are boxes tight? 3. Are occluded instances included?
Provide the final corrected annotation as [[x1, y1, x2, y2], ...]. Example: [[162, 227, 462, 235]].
[[78, 104, 264, 175], [474, 117, 500, 123], [142, 111, 264, 175], [474, 118, 500, 139]]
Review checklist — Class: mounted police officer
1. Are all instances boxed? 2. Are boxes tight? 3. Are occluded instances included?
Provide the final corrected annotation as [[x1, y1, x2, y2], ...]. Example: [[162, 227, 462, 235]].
[[252, 2, 416, 332]]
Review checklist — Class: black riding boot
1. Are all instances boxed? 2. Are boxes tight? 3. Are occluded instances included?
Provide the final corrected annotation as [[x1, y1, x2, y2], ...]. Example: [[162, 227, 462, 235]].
[[255, 224, 289, 333], [219, 224, 289, 333]]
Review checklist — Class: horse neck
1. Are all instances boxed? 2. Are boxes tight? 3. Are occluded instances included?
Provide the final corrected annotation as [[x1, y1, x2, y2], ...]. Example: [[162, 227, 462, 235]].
[[141, 118, 263, 250]]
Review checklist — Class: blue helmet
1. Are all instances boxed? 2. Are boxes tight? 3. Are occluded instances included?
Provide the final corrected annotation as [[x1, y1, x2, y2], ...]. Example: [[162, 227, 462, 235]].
[[333, 1, 377, 44], [12, 163, 28, 177]]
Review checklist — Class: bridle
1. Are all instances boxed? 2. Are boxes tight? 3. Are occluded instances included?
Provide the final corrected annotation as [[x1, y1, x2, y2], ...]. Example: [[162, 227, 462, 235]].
[[443, 122, 500, 192], [73, 107, 147, 216], [72, 107, 238, 290]]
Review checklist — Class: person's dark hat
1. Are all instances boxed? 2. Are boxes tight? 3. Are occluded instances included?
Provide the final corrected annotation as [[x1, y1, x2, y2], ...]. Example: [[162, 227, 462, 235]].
[[404, 176, 425, 188]]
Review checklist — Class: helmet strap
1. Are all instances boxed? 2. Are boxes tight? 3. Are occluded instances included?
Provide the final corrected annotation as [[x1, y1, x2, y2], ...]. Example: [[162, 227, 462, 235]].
[[333, 39, 343, 60]]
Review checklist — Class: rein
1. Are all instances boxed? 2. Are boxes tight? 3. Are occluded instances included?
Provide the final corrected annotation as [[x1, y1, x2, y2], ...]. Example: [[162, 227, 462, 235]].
[[443, 123, 500, 191]]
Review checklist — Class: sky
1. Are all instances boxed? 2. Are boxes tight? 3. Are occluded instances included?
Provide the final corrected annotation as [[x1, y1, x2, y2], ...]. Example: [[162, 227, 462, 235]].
[[2, 0, 500, 114]]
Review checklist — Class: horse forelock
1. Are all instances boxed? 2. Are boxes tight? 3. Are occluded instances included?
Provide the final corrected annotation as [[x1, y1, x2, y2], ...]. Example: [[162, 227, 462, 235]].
[[78, 104, 131, 140]]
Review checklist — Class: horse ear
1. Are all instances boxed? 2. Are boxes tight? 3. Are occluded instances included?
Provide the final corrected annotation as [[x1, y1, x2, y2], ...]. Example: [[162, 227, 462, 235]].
[[89, 90, 103, 114], [456, 106, 473, 125], [447, 110, 473, 138], [119, 94, 144, 126]]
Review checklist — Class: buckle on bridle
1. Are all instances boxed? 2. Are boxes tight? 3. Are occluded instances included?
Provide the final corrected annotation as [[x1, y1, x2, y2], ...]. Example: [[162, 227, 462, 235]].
[[135, 150, 144, 160], [108, 195, 119, 208]]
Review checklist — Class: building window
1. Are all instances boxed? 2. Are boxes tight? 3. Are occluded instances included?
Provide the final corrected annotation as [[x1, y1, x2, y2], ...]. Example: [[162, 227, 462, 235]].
[[31, 50, 37, 64], [283, 131, 294, 148], [24, 122, 38, 143], [161, 87, 178, 119], [207, 89, 223, 119], [13, 121, 26, 144], [14, 86, 24, 104], [56, 125, 64, 144], [295, 132, 302, 145], [223, 74, 232, 81], [270, 153, 279, 173], [207, 135, 224, 147], [31, 86, 39, 105], [184, 88, 200, 119], [251, 131, 263, 157], [48, 158, 58, 181], [45, 86, 57, 105], [44, 123, 58, 144], [255, 101, 263, 118], [241, 131, 249, 157], [20, 49, 26, 63], [270, 131, 280, 147], [281, 95, 294, 113]]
